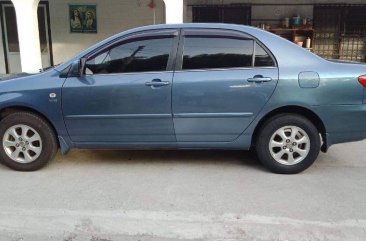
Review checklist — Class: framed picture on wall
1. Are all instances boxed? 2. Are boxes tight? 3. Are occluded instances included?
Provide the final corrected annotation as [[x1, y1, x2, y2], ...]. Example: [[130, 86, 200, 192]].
[[69, 4, 97, 33]]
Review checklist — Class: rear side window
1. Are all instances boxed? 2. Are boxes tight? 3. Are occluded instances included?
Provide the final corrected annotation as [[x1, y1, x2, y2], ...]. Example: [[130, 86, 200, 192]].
[[85, 36, 173, 74], [254, 42, 275, 67], [182, 37, 254, 70]]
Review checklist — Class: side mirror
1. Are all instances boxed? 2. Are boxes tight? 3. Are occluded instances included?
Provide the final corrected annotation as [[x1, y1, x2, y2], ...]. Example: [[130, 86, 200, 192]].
[[68, 61, 80, 77], [67, 58, 87, 77], [79, 57, 87, 77]]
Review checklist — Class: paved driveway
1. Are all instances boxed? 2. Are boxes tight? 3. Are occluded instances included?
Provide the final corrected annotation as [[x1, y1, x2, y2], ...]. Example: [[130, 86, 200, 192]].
[[0, 140, 365, 241]]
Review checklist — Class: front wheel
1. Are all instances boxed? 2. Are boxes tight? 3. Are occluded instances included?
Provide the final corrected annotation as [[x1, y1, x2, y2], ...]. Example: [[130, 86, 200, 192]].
[[256, 114, 321, 174], [0, 112, 58, 171]]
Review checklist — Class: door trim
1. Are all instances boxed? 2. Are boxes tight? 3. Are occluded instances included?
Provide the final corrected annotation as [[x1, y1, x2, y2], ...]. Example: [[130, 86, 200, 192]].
[[0, 0, 53, 74], [65, 113, 173, 120], [173, 113, 254, 118]]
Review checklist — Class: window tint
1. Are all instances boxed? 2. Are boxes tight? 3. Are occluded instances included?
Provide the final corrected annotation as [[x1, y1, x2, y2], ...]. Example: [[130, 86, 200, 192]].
[[85, 37, 173, 74], [254, 42, 275, 67], [182, 37, 254, 70]]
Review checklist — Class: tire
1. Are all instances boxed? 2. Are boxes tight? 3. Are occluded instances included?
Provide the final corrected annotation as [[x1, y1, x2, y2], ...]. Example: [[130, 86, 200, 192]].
[[256, 114, 321, 174], [0, 112, 58, 171]]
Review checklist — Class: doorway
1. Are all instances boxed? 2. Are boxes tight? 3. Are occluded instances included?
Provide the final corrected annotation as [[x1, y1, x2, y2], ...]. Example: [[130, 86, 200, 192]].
[[0, 1, 53, 73], [192, 5, 251, 25]]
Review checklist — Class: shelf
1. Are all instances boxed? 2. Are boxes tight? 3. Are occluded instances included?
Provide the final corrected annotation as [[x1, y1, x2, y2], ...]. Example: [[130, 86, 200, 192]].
[[269, 28, 314, 32]]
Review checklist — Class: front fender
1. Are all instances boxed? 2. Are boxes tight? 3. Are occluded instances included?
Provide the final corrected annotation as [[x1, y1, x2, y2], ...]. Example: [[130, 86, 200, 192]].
[[0, 70, 73, 153]]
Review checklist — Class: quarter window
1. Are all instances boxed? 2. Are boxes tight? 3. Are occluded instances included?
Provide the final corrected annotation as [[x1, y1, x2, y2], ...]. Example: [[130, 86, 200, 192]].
[[85, 37, 173, 74], [182, 37, 254, 70], [254, 42, 275, 67]]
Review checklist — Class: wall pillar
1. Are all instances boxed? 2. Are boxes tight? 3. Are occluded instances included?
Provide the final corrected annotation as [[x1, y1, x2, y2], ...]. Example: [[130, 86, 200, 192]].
[[163, 0, 183, 24], [11, 0, 42, 73]]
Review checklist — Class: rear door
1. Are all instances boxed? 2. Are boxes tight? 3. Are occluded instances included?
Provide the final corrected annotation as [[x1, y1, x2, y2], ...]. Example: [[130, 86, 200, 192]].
[[172, 29, 279, 142]]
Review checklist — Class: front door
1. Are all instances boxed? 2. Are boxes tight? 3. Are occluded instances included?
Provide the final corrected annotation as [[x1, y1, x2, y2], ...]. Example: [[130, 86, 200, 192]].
[[1, 3, 51, 73], [172, 29, 279, 142], [62, 30, 178, 143]]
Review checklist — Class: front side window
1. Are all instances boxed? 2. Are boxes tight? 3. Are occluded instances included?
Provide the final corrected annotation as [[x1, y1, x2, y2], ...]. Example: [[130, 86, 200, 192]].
[[182, 37, 254, 70], [85, 36, 173, 74]]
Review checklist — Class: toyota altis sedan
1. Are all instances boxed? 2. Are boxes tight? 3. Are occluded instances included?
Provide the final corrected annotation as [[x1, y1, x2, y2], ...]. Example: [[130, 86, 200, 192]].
[[1, 23, 366, 174]]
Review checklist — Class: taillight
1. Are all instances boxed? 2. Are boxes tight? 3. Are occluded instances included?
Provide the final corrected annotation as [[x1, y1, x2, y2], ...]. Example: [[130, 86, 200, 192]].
[[358, 75, 366, 88]]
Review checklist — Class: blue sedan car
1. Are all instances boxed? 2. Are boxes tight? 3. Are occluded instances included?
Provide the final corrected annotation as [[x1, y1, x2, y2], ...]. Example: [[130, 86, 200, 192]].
[[1, 23, 366, 174]]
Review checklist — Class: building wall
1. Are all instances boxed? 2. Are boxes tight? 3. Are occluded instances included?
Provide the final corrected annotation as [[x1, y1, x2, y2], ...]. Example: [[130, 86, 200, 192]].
[[1, 0, 365, 74], [185, 0, 366, 6], [0, 0, 166, 73], [184, 0, 366, 22], [251, 5, 313, 27], [49, 0, 165, 65], [184, 0, 366, 62]]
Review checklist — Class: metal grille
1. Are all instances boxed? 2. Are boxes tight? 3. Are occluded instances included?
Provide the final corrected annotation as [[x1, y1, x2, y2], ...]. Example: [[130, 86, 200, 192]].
[[192, 5, 251, 25], [313, 6, 341, 59], [313, 5, 366, 62], [341, 6, 366, 62]]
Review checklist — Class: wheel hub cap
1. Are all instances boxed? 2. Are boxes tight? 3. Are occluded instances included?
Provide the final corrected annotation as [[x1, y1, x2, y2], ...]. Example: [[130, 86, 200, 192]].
[[269, 126, 310, 165], [2, 124, 42, 164]]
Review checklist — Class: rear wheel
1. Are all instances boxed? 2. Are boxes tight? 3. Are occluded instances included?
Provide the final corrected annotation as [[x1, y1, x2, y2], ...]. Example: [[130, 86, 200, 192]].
[[256, 114, 321, 174], [0, 112, 58, 171]]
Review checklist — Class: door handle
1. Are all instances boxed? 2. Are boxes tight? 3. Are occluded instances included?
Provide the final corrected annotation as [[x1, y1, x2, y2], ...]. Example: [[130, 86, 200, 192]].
[[247, 75, 272, 83], [145, 79, 170, 87]]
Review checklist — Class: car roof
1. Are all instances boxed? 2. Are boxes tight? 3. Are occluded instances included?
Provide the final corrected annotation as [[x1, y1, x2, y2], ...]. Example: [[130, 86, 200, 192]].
[[117, 23, 258, 33], [111, 23, 268, 41]]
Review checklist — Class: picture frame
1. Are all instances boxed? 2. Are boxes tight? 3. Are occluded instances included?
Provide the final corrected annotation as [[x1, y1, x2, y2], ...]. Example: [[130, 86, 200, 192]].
[[69, 4, 97, 33]]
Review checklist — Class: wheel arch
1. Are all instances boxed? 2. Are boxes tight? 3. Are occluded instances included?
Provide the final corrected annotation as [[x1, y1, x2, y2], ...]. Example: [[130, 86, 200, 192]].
[[0, 105, 59, 147], [252, 105, 327, 152]]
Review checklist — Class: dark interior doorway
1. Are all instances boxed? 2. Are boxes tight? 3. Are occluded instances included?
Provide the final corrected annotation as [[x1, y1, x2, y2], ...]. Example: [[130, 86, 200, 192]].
[[192, 5, 251, 25]]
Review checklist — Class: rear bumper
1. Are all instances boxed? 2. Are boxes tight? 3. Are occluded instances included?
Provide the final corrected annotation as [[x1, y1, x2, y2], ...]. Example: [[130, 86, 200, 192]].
[[322, 131, 366, 152], [313, 104, 366, 151]]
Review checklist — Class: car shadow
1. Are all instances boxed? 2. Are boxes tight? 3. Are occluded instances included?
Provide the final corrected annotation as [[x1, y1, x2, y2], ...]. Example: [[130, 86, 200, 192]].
[[51, 149, 267, 171]]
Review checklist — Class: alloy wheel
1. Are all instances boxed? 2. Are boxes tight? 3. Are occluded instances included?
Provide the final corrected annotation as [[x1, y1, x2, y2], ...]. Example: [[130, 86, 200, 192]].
[[2, 124, 42, 163], [269, 125, 310, 165]]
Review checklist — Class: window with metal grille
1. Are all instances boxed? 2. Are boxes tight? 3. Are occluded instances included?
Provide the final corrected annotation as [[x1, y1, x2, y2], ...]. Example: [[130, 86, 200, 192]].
[[313, 4, 366, 62], [192, 5, 251, 25]]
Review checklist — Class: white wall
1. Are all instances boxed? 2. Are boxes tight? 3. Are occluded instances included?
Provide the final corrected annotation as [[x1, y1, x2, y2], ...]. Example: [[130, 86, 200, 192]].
[[49, 0, 165, 65]]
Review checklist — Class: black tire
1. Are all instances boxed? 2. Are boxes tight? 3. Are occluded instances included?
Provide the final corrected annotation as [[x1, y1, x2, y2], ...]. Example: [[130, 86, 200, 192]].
[[0, 112, 58, 171], [256, 114, 321, 174]]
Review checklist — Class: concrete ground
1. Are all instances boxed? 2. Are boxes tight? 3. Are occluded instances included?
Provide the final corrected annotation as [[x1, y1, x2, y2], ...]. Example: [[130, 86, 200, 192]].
[[0, 140, 365, 241]]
